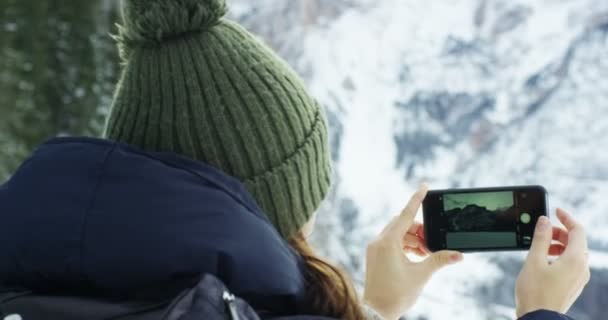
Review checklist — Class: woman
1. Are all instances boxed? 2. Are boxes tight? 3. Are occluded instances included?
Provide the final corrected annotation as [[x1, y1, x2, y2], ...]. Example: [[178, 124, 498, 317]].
[[0, 0, 589, 319]]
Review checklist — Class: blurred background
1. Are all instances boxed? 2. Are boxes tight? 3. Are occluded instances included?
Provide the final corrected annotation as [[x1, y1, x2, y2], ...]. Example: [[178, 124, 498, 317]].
[[1, 0, 607, 319]]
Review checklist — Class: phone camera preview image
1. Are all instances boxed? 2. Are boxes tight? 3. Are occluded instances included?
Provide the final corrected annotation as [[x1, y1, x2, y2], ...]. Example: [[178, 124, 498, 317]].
[[423, 186, 548, 252]]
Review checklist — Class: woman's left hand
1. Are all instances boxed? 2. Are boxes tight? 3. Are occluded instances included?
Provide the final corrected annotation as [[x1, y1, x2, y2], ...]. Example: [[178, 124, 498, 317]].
[[363, 185, 463, 320]]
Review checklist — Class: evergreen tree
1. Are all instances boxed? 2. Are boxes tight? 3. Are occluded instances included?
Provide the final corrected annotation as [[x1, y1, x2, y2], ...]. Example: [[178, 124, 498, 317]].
[[0, 0, 119, 181]]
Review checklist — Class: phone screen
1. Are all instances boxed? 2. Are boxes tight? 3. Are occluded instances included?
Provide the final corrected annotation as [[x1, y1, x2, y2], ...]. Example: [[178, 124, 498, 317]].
[[423, 186, 548, 252]]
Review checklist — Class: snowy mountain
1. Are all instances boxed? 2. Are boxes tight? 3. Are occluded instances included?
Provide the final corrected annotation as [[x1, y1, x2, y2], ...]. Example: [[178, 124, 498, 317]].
[[231, 0, 608, 319]]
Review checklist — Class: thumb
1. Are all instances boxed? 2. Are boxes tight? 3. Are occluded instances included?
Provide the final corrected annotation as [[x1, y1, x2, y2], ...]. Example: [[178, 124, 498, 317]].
[[422, 250, 463, 274], [527, 215, 552, 265]]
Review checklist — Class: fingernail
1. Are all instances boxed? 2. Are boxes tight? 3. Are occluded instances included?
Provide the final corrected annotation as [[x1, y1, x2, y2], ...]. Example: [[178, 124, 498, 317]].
[[536, 216, 550, 232], [449, 253, 463, 264]]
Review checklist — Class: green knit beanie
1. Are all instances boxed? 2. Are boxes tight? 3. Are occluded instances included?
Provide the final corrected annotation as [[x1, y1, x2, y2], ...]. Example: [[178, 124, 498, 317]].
[[103, 0, 332, 238]]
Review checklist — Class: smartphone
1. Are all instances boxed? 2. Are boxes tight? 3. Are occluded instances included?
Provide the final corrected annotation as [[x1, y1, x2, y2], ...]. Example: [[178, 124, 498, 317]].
[[422, 185, 548, 252]]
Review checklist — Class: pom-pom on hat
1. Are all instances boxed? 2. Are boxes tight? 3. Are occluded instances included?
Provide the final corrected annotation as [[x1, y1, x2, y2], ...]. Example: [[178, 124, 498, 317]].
[[104, 0, 332, 239], [116, 0, 227, 59]]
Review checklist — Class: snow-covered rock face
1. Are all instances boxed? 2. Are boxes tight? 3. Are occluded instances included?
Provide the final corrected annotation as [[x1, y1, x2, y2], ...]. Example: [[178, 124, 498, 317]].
[[232, 0, 608, 318]]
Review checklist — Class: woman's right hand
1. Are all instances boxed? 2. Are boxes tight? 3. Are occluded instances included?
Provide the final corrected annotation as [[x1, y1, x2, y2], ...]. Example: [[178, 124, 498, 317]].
[[515, 209, 590, 318], [363, 185, 463, 320]]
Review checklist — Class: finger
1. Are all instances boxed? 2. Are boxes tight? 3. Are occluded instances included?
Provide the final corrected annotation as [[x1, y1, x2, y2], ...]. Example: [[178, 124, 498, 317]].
[[386, 185, 428, 238], [403, 233, 428, 250], [552, 226, 568, 245], [421, 244, 431, 255], [526, 216, 552, 265], [401, 185, 428, 221], [416, 248, 430, 256], [557, 209, 588, 258], [379, 215, 399, 238], [403, 235, 431, 255], [419, 227, 426, 240], [556, 208, 577, 230], [404, 246, 429, 257], [421, 250, 463, 274], [408, 222, 424, 237], [407, 222, 426, 243], [404, 225, 425, 239], [548, 244, 566, 256]]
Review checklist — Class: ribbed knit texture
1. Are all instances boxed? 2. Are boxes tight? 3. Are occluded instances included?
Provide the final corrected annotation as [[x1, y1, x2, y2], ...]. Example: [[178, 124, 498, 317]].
[[103, 0, 332, 238]]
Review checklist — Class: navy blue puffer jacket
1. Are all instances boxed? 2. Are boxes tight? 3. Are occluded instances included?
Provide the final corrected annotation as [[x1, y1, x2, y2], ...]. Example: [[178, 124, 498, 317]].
[[0, 137, 312, 318]]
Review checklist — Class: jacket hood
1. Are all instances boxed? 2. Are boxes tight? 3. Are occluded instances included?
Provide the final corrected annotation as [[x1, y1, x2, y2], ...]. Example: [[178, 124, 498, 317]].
[[0, 137, 307, 315]]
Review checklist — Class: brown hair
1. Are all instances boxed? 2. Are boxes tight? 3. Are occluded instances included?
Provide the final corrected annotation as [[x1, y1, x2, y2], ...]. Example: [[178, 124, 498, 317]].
[[289, 233, 366, 320]]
